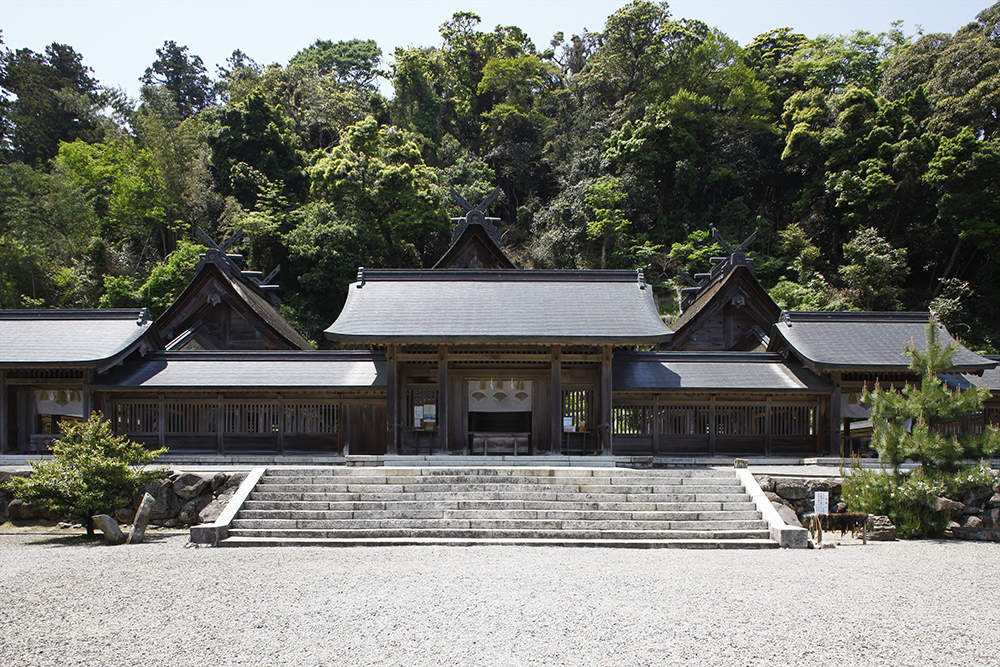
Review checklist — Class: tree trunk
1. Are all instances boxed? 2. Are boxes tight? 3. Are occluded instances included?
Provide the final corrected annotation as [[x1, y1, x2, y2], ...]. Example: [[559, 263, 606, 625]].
[[84, 515, 95, 536]]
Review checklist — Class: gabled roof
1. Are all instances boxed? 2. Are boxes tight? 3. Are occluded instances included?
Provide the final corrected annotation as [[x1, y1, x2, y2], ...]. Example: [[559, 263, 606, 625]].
[[92, 351, 385, 390], [433, 218, 515, 269], [668, 265, 781, 351], [613, 352, 831, 393], [0, 309, 159, 372], [942, 356, 1000, 393], [157, 258, 312, 351], [325, 269, 673, 344], [768, 311, 996, 374]]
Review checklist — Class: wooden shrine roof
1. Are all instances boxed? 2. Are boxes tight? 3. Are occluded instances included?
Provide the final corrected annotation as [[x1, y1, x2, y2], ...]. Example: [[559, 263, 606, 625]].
[[768, 312, 996, 374], [0, 309, 159, 371], [941, 356, 1000, 393], [613, 352, 832, 393], [92, 351, 385, 390], [433, 217, 515, 269], [325, 269, 673, 344]]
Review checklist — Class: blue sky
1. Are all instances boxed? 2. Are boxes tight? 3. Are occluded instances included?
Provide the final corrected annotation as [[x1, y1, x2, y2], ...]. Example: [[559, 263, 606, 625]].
[[1, 0, 992, 99]]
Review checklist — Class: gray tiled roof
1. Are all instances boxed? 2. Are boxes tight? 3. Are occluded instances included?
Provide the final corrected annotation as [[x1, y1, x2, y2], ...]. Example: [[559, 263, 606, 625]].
[[942, 357, 1000, 393], [613, 352, 831, 393], [325, 269, 673, 343], [769, 312, 996, 373], [91, 352, 385, 389], [0, 309, 156, 370]]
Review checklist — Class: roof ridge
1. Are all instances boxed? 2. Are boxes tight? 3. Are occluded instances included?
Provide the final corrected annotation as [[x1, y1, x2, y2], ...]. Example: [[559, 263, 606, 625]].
[[780, 311, 931, 323], [0, 308, 147, 321], [357, 269, 645, 283]]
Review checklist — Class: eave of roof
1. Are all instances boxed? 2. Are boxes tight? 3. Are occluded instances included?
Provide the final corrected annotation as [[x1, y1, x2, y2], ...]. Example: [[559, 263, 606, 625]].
[[613, 351, 832, 393], [942, 356, 1000, 392], [0, 309, 159, 372], [91, 351, 386, 390], [768, 311, 997, 374], [325, 269, 673, 344]]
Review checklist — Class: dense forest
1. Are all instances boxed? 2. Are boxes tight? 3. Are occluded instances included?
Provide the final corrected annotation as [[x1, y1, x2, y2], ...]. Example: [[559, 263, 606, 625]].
[[1, 1, 998, 350]]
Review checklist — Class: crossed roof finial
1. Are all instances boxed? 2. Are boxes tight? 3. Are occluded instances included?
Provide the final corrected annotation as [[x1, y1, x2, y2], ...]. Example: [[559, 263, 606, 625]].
[[450, 186, 502, 226]]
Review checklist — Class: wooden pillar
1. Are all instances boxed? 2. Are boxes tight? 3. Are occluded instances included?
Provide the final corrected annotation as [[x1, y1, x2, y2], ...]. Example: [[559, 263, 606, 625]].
[[386, 344, 399, 455], [550, 345, 562, 454], [217, 394, 225, 454], [601, 345, 613, 455], [0, 371, 6, 455], [830, 371, 842, 457], [437, 345, 449, 454], [82, 370, 92, 418], [652, 394, 660, 456], [765, 397, 772, 457], [708, 396, 716, 457], [277, 394, 284, 455], [158, 395, 166, 451]]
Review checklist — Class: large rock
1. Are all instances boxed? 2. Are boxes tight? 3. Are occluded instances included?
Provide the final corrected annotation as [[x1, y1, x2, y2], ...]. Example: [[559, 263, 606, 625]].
[[7, 499, 60, 521], [764, 491, 783, 504], [952, 526, 1000, 542], [934, 496, 966, 516], [868, 515, 897, 541], [92, 514, 126, 544], [178, 494, 214, 524], [755, 476, 775, 493], [958, 515, 983, 529], [198, 488, 237, 524], [172, 473, 214, 501], [135, 478, 180, 520], [219, 472, 247, 494], [984, 509, 1000, 530], [210, 472, 229, 493], [772, 501, 802, 528], [774, 479, 810, 501], [987, 494, 1000, 509], [128, 493, 155, 544]]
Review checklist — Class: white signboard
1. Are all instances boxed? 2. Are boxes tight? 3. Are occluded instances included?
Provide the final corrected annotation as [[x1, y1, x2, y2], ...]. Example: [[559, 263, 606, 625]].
[[814, 491, 829, 515], [413, 405, 423, 427], [563, 417, 575, 432]]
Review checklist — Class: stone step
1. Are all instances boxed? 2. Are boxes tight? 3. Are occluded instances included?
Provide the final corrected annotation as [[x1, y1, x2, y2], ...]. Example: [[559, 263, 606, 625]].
[[255, 474, 741, 487], [241, 499, 758, 513], [237, 508, 764, 522], [226, 527, 772, 541], [219, 536, 778, 549], [260, 467, 734, 478], [248, 491, 752, 503], [251, 483, 742, 496], [229, 517, 767, 531]]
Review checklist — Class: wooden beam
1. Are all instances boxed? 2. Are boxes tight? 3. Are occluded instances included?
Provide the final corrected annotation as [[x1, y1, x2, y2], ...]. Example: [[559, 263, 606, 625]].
[[765, 397, 772, 457], [437, 345, 449, 453], [830, 371, 842, 456], [0, 371, 6, 455], [708, 396, 716, 457], [601, 345, 613, 455], [550, 345, 562, 454], [386, 344, 399, 455]]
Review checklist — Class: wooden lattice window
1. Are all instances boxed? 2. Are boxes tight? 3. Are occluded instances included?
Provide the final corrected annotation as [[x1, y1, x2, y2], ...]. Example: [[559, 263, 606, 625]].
[[613, 404, 654, 435], [715, 405, 767, 436], [284, 403, 338, 434], [224, 403, 279, 434], [165, 403, 218, 434], [659, 405, 710, 435], [113, 403, 158, 434], [562, 390, 591, 429], [771, 405, 815, 436]]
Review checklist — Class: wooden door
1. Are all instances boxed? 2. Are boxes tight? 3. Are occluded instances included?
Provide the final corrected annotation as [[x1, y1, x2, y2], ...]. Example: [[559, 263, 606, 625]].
[[344, 404, 387, 455]]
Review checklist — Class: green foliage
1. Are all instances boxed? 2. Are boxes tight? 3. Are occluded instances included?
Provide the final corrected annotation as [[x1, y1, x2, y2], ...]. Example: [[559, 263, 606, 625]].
[[863, 318, 1000, 473], [137, 240, 205, 317], [290, 39, 382, 89], [839, 227, 908, 310], [841, 464, 949, 539], [2, 413, 167, 535], [140, 40, 215, 119]]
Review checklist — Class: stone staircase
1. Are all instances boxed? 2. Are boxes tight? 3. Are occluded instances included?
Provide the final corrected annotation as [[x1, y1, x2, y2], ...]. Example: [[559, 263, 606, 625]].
[[220, 466, 777, 548]]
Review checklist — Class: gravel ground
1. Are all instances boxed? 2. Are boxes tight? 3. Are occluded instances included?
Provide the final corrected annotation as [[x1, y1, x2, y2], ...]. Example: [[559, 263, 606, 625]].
[[0, 535, 997, 667]]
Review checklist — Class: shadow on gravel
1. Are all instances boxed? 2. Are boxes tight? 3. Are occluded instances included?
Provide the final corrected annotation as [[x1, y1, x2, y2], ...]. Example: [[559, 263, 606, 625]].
[[25, 533, 185, 548]]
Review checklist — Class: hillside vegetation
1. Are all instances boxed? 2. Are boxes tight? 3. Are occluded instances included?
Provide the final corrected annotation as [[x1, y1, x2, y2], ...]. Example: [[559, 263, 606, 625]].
[[2, 2, 998, 349]]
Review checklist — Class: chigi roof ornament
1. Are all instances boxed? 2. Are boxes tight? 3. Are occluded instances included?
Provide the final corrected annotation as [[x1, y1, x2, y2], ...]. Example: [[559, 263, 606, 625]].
[[678, 228, 758, 310], [450, 186, 501, 227]]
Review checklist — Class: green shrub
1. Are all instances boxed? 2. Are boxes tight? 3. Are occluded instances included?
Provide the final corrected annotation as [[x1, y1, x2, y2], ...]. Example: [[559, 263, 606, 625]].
[[842, 463, 949, 539], [2, 412, 167, 535]]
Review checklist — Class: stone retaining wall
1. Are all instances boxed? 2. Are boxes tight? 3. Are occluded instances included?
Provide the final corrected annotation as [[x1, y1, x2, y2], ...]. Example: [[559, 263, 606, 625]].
[[1, 470, 246, 528]]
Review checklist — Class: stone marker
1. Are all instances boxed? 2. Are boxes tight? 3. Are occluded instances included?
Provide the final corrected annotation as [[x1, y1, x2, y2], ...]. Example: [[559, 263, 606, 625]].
[[733, 459, 748, 469], [93, 514, 126, 544], [127, 493, 155, 544]]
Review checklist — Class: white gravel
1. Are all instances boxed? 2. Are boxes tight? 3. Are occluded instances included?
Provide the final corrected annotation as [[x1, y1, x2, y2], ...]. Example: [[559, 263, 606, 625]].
[[0, 534, 997, 667]]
